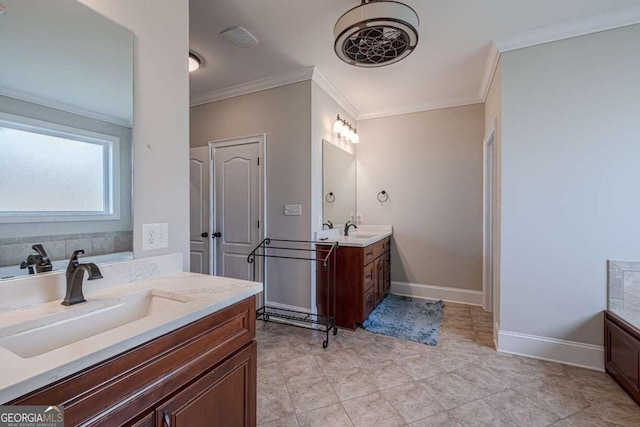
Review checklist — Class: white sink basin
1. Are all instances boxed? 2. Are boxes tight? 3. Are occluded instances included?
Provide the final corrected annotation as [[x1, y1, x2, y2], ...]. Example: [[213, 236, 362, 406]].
[[350, 234, 377, 239], [0, 289, 189, 358]]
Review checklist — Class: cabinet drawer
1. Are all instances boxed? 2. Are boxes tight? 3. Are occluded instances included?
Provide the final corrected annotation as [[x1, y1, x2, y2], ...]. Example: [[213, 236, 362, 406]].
[[383, 237, 391, 253], [373, 240, 385, 259], [363, 263, 374, 291], [363, 288, 375, 320], [363, 245, 374, 266]]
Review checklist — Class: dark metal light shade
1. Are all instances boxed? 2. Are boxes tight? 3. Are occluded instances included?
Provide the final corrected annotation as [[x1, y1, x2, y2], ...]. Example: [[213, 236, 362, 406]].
[[334, 1, 419, 68]]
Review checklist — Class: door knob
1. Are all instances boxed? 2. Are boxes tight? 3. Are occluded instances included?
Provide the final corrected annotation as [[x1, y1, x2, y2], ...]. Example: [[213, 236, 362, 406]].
[[212, 232, 222, 238], [201, 232, 208, 238]]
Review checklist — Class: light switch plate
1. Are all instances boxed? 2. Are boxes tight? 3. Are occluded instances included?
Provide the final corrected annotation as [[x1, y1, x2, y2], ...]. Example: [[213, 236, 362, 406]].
[[142, 223, 169, 250], [284, 204, 302, 216]]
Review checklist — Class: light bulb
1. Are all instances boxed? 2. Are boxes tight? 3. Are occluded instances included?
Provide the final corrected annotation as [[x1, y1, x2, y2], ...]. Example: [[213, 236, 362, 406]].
[[333, 116, 344, 134], [351, 131, 360, 144], [346, 125, 354, 139]]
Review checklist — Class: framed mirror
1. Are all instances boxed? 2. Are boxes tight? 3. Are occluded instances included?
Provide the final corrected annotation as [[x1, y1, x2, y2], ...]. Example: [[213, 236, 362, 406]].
[[0, 0, 134, 279], [322, 140, 356, 227]]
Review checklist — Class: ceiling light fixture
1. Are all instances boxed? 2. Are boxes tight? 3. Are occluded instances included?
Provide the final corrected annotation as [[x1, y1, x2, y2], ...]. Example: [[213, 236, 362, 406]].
[[189, 51, 202, 73], [334, 0, 419, 67], [333, 115, 359, 144]]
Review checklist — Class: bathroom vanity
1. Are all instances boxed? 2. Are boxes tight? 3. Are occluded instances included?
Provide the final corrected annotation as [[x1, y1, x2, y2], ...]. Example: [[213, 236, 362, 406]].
[[317, 227, 392, 330], [0, 254, 261, 426]]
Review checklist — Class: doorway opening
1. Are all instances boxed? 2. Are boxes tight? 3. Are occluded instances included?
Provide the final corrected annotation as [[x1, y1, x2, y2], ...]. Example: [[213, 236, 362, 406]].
[[189, 135, 266, 287], [483, 126, 496, 313]]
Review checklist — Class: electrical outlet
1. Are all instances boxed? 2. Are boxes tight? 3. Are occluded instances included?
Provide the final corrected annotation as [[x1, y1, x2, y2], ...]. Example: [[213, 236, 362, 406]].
[[356, 212, 363, 224], [142, 223, 169, 251], [284, 204, 302, 216]]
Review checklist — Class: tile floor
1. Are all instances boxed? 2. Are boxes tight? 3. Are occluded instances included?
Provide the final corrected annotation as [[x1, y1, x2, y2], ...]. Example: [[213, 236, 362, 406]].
[[256, 302, 640, 427]]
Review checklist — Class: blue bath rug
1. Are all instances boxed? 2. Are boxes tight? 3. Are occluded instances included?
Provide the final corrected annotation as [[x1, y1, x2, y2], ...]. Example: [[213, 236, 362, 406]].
[[362, 295, 443, 346]]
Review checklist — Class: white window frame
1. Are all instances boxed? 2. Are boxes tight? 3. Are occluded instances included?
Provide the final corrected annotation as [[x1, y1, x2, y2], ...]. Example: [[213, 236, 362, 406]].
[[0, 112, 121, 223]]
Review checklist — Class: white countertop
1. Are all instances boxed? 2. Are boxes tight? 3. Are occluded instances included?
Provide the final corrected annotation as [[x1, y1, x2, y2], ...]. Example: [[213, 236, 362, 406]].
[[316, 224, 393, 247], [0, 271, 262, 403]]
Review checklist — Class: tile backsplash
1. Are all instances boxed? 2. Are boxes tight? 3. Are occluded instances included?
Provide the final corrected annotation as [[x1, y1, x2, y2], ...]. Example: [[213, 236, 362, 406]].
[[0, 231, 133, 267], [608, 260, 640, 328]]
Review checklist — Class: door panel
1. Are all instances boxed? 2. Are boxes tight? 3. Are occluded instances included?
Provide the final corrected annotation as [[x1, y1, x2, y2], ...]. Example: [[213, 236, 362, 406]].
[[213, 142, 261, 280], [223, 253, 252, 281], [189, 147, 210, 274], [223, 158, 252, 245]]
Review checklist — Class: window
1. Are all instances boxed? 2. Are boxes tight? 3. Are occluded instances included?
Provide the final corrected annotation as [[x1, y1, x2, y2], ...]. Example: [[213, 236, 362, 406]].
[[0, 113, 120, 222]]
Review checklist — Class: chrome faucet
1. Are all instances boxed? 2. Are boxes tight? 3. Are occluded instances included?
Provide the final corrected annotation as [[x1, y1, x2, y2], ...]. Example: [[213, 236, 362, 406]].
[[344, 221, 358, 236], [20, 244, 53, 274], [63, 250, 103, 306]]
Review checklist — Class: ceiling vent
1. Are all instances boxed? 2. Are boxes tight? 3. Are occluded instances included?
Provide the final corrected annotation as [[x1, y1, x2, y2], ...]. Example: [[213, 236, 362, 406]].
[[220, 26, 259, 49], [334, 0, 419, 67]]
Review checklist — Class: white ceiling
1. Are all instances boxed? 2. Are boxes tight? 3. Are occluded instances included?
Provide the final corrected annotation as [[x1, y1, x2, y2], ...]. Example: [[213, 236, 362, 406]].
[[0, 0, 133, 126], [190, 0, 640, 118]]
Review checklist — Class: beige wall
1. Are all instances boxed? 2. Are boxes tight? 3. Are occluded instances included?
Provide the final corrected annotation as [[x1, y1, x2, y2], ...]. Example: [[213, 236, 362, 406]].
[[80, 0, 191, 268], [357, 104, 485, 291], [500, 24, 640, 346], [310, 82, 357, 310], [190, 82, 313, 309], [484, 58, 502, 333]]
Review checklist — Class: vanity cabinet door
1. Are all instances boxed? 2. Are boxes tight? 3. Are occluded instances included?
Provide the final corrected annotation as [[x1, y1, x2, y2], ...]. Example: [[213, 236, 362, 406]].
[[374, 257, 385, 304], [156, 342, 257, 427]]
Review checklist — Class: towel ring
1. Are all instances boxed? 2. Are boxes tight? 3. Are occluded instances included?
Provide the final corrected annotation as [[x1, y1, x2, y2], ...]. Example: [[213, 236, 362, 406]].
[[377, 190, 389, 203], [325, 192, 335, 203]]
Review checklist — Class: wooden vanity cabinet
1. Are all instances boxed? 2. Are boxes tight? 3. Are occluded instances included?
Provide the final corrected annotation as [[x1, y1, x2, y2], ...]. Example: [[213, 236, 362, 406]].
[[317, 237, 391, 330], [605, 310, 640, 405], [9, 298, 257, 427]]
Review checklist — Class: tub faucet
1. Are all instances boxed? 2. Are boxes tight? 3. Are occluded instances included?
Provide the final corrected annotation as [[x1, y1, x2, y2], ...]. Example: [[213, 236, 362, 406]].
[[344, 221, 358, 237], [63, 250, 103, 306], [19, 244, 53, 274]]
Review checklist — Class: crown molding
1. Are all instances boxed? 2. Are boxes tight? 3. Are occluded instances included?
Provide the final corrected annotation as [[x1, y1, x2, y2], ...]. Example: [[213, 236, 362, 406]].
[[311, 68, 359, 119], [190, 66, 315, 107], [478, 42, 500, 101], [494, 6, 640, 53], [0, 86, 132, 128], [358, 95, 483, 121]]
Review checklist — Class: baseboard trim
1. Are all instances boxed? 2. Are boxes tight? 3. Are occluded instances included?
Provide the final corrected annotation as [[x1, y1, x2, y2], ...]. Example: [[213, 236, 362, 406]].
[[498, 330, 604, 371], [264, 300, 312, 314], [391, 281, 483, 306]]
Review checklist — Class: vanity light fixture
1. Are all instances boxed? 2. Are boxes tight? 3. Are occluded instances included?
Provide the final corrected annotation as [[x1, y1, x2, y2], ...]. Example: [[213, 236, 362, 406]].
[[188, 51, 202, 73], [333, 115, 360, 144]]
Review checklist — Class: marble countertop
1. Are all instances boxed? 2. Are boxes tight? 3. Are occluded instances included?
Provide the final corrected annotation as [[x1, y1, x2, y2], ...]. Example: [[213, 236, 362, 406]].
[[0, 271, 262, 403], [315, 225, 393, 248], [609, 308, 640, 331]]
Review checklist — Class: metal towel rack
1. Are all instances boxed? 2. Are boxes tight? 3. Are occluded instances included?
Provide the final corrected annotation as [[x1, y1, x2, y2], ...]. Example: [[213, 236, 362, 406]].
[[248, 238, 339, 348]]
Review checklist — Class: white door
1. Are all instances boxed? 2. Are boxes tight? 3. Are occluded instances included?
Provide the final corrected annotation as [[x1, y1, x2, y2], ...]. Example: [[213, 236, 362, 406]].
[[189, 147, 211, 274], [213, 140, 261, 280]]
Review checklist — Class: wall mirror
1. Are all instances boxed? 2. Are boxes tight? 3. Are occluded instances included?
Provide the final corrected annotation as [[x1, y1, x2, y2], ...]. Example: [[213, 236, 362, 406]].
[[0, 0, 134, 280], [322, 140, 356, 227]]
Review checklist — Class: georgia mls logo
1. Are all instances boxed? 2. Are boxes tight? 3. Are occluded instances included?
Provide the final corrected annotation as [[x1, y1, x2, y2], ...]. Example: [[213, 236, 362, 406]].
[[0, 405, 64, 427]]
